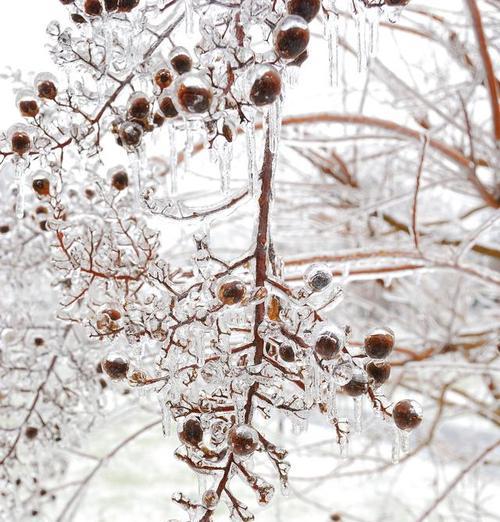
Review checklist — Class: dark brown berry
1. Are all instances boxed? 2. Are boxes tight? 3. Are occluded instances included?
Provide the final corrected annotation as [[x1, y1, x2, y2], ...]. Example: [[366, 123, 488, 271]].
[[11, 132, 31, 155], [104, 0, 118, 10], [118, 0, 139, 12], [364, 327, 395, 359], [128, 96, 150, 120], [170, 50, 192, 74], [0, 225, 10, 234], [250, 66, 281, 107], [19, 100, 39, 118], [158, 95, 178, 118], [218, 279, 246, 305], [365, 360, 391, 386], [274, 16, 310, 61], [32, 178, 50, 197], [60, 0, 75, 4], [386, 0, 410, 6], [314, 329, 341, 360], [290, 49, 308, 66], [154, 68, 174, 89], [119, 122, 143, 148], [279, 342, 296, 362], [84, 0, 103, 16], [393, 400, 423, 431], [287, 0, 320, 22], [72, 13, 87, 24], [153, 112, 165, 127], [222, 123, 233, 143], [101, 354, 129, 380], [37, 80, 57, 100], [25, 427, 39, 440], [179, 418, 204, 447], [227, 425, 258, 457], [177, 77, 212, 113], [34, 337, 45, 347], [111, 170, 128, 190], [342, 370, 368, 397]]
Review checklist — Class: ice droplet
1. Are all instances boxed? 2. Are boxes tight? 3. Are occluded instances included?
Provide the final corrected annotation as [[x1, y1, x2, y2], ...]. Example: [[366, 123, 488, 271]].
[[244, 115, 257, 196], [392, 426, 401, 463], [325, 13, 339, 87], [168, 123, 178, 195]]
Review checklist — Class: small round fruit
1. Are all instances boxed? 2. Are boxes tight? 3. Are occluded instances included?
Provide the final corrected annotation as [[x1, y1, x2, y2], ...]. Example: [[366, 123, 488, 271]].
[[35, 73, 58, 100], [101, 353, 129, 381], [228, 424, 259, 457], [154, 68, 174, 90], [386, 0, 410, 6], [175, 74, 213, 114], [25, 427, 39, 440], [249, 65, 282, 107], [304, 263, 333, 292], [110, 169, 129, 191], [217, 278, 246, 305], [104, 0, 118, 10], [84, 0, 103, 16], [364, 327, 395, 360], [393, 400, 423, 431], [118, 121, 143, 149], [10, 131, 31, 155], [127, 93, 150, 120], [342, 369, 369, 397], [202, 489, 219, 509], [314, 326, 343, 360], [365, 360, 391, 386], [17, 92, 39, 118], [118, 0, 140, 12], [279, 342, 296, 363], [32, 177, 50, 197], [158, 93, 178, 118], [287, 0, 320, 22], [179, 417, 204, 447], [274, 15, 310, 61], [169, 47, 192, 74]]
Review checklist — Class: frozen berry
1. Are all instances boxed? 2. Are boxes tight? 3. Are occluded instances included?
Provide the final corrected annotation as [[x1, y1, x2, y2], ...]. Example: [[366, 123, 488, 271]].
[[274, 15, 310, 61], [228, 424, 259, 457], [84, 0, 103, 16], [158, 93, 178, 118], [314, 327, 343, 360], [127, 93, 150, 120], [11, 132, 31, 155], [365, 360, 391, 386], [25, 427, 39, 440], [118, 0, 139, 12], [393, 400, 423, 431], [304, 263, 333, 292], [249, 65, 282, 107], [267, 295, 282, 321], [32, 178, 50, 197], [176, 74, 213, 114], [154, 68, 174, 89], [111, 169, 128, 190], [18, 96, 39, 118], [287, 0, 320, 22], [342, 369, 368, 397], [217, 278, 246, 305], [104, 0, 118, 10], [118, 121, 143, 149], [36, 80, 57, 100], [0, 225, 10, 234], [279, 342, 296, 362], [364, 327, 395, 359], [202, 489, 219, 509], [101, 353, 129, 380], [179, 417, 204, 447], [169, 47, 192, 74], [386, 0, 410, 6]]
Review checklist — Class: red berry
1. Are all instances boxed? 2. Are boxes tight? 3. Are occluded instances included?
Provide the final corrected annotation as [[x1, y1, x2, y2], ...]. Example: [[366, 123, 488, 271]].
[[158, 94, 178, 118], [249, 65, 282, 107], [11, 132, 31, 155], [32, 178, 50, 197], [154, 68, 174, 90], [84, 0, 103, 16], [127, 94, 150, 120], [169, 47, 192, 74], [228, 425, 259, 457], [287, 0, 320, 22], [314, 327, 342, 360], [111, 170, 129, 190], [365, 360, 391, 386], [37, 80, 57, 100], [393, 400, 423, 431], [101, 353, 129, 380], [179, 417, 204, 447], [19, 99, 39, 118], [274, 15, 310, 61], [176, 75, 212, 114], [364, 327, 395, 359]]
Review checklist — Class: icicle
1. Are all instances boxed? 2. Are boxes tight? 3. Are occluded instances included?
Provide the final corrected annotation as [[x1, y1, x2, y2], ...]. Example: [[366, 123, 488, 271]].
[[160, 398, 172, 437], [339, 436, 349, 459], [327, 381, 338, 422], [353, 397, 362, 434], [168, 123, 178, 195], [268, 97, 282, 154], [391, 426, 401, 463], [303, 365, 315, 408], [217, 140, 232, 194], [197, 474, 207, 498], [400, 430, 410, 455], [184, 0, 195, 34], [325, 12, 339, 87], [14, 159, 28, 220], [355, 10, 368, 73], [195, 329, 205, 367], [366, 8, 380, 59], [244, 115, 257, 196], [184, 122, 193, 175], [129, 148, 145, 210]]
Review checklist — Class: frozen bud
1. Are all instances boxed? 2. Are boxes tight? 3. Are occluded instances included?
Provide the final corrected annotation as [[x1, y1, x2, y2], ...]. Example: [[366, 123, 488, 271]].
[[118, 0, 140, 12], [267, 294, 282, 321], [287, 0, 320, 22], [158, 93, 179, 118], [364, 327, 395, 359], [365, 360, 391, 386], [169, 46, 192, 74], [386, 0, 410, 5], [109, 167, 129, 191], [304, 263, 333, 292], [249, 65, 282, 107], [32, 177, 50, 197], [83, 0, 103, 16], [202, 489, 219, 509], [279, 342, 296, 363], [9, 125, 31, 156], [393, 400, 423, 431], [154, 68, 174, 90], [342, 368, 368, 397], [118, 121, 143, 149], [104, 0, 118, 11], [217, 277, 246, 305], [25, 427, 39, 440], [314, 326, 343, 360], [274, 15, 310, 61], [101, 353, 129, 381], [175, 74, 213, 114], [228, 424, 259, 457], [179, 417, 204, 447], [17, 91, 39, 118], [127, 92, 150, 120], [34, 73, 58, 100]]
